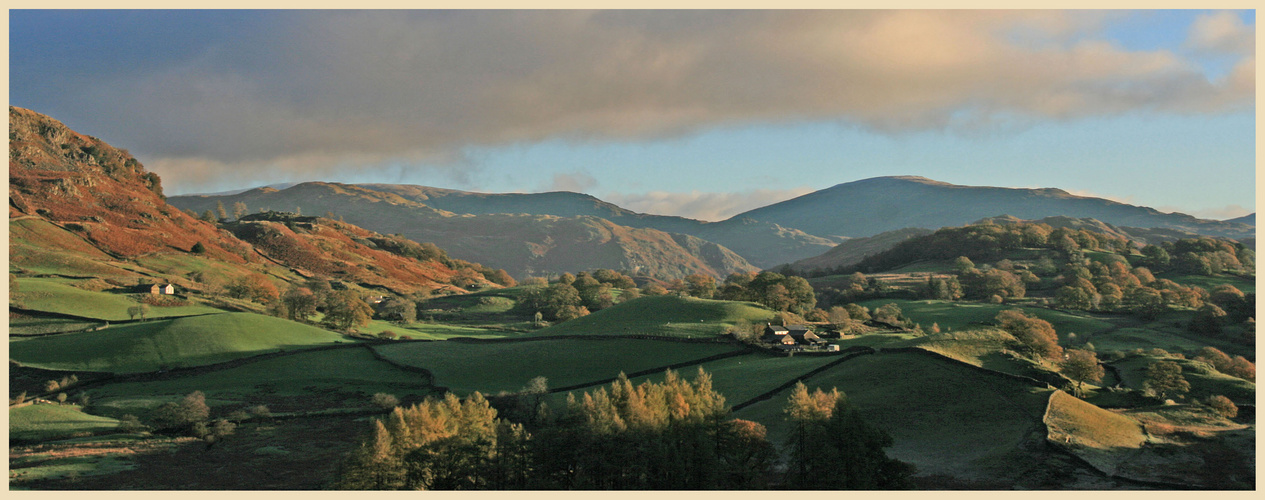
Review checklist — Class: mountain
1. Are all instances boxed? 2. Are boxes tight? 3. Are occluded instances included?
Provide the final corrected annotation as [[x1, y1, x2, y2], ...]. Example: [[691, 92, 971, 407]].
[[355, 184, 840, 268], [732, 176, 1255, 241], [1227, 213, 1255, 226], [782, 227, 934, 273], [9, 106, 255, 263], [169, 183, 759, 280], [9, 106, 498, 296]]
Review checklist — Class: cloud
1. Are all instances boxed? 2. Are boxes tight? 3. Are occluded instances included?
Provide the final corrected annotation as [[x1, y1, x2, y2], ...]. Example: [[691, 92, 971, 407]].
[[1158, 204, 1253, 220], [11, 10, 1255, 193], [1187, 11, 1254, 56], [541, 171, 598, 193], [604, 187, 815, 221]]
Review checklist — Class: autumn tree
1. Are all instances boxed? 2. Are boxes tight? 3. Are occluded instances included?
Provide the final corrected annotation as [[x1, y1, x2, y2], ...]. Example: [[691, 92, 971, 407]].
[[1143, 361, 1190, 400], [685, 274, 717, 299], [996, 309, 1062, 359], [782, 382, 913, 489], [379, 297, 417, 324], [226, 273, 280, 304], [215, 200, 228, 219], [232, 201, 248, 219], [321, 290, 374, 332], [1061, 349, 1104, 395], [279, 286, 320, 323]]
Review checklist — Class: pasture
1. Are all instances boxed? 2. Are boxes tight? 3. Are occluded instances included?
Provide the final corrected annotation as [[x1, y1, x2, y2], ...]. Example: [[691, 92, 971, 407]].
[[732, 350, 1054, 484], [1109, 354, 1255, 403], [85, 346, 435, 415], [534, 295, 776, 338], [12, 278, 223, 321], [9, 312, 348, 373], [373, 338, 742, 395], [10, 404, 122, 442], [854, 299, 1118, 340]]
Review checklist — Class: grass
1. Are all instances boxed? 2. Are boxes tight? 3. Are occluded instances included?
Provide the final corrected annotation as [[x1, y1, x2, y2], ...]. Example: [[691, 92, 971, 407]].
[[86, 347, 436, 415], [1109, 354, 1255, 403], [9, 316, 102, 336], [12, 278, 224, 321], [1162, 273, 1255, 294], [732, 350, 1053, 482], [373, 338, 741, 396], [9, 404, 122, 442], [358, 319, 507, 340], [1043, 390, 1146, 475], [9, 312, 349, 373], [854, 299, 1117, 340], [534, 295, 776, 338], [8, 218, 136, 278]]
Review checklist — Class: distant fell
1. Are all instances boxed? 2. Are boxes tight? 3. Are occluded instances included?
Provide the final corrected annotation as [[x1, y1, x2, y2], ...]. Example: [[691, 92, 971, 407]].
[[783, 227, 934, 273], [1227, 213, 1255, 226], [170, 182, 759, 280], [357, 183, 839, 268], [732, 176, 1254, 241]]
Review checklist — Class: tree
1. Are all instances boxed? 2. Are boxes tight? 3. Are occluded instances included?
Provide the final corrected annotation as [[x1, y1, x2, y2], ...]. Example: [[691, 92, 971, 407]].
[[127, 303, 150, 321], [1061, 349, 1104, 395], [1143, 361, 1190, 400], [201, 210, 217, 222], [322, 290, 374, 332], [227, 273, 280, 304], [685, 274, 716, 299], [1205, 395, 1238, 418], [281, 286, 320, 323], [952, 256, 975, 274], [995, 309, 1062, 359], [782, 382, 913, 489], [151, 390, 211, 431], [215, 200, 227, 220], [232, 201, 248, 219], [379, 298, 417, 324], [191, 241, 207, 254]]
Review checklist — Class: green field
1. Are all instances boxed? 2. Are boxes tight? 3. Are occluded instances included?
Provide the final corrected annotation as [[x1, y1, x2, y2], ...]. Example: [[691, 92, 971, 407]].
[[534, 295, 776, 338], [373, 338, 742, 395], [12, 278, 224, 321], [8, 219, 135, 278], [1109, 354, 1255, 403], [1162, 273, 1255, 294], [733, 351, 1053, 482], [855, 299, 1118, 340], [9, 316, 102, 336], [9, 312, 349, 373], [358, 319, 507, 340], [10, 404, 122, 442], [86, 347, 435, 415]]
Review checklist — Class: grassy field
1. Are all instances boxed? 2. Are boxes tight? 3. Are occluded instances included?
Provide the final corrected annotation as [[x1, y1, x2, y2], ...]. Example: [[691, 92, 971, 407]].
[[1109, 354, 1255, 403], [9, 316, 103, 336], [10, 404, 122, 442], [373, 338, 741, 395], [358, 319, 508, 340], [1043, 390, 1147, 475], [854, 299, 1118, 340], [732, 350, 1054, 483], [12, 278, 224, 321], [1162, 273, 1255, 294], [534, 295, 776, 338], [86, 347, 435, 415], [9, 218, 136, 278], [9, 312, 349, 373]]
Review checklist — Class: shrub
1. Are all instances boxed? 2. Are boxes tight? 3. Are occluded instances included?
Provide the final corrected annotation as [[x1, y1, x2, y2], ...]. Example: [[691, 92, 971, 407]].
[[1205, 395, 1239, 418], [372, 393, 399, 409]]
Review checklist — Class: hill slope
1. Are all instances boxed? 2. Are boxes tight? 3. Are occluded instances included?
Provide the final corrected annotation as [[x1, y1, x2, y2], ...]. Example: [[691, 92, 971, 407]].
[[733, 176, 1254, 240], [356, 184, 840, 268], [784, 227, 933, 272], [170, 183, 760, 280]]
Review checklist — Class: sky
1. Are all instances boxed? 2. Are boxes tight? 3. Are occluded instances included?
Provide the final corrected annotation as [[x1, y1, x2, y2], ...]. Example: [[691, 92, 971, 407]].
[[9, 9, 1256, 221]]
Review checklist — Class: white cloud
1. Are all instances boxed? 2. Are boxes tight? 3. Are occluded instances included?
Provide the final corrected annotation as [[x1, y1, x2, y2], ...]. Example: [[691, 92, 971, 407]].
[[1187, 11, 1254, 56], [604, 187, 815, 221], [540, 171, 598, 193], [17, 11, 1255, 193], [1158, 204, 1253, 220]]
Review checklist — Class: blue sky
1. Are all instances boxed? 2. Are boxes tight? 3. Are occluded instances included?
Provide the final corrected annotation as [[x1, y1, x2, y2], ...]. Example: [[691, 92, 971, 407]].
[[9, 10, 1255, 220]]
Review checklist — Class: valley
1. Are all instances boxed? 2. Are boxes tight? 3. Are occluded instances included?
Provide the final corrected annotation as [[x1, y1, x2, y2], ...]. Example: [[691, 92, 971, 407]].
[[8, 106, 1255, 490]]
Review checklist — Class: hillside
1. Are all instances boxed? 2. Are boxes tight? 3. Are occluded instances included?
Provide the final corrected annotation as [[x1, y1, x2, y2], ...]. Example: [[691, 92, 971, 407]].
[[732, 176, 1255, 241], [9, 106, 257, 264], [783, 227, 933, 272], [533, 294, 776, 338], [355, 184, 841, 268], [1227, 213, 1255, 225], [169, 182, 760, 280]]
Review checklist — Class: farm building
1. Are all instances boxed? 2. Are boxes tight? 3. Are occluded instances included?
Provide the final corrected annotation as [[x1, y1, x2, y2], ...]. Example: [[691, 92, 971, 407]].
[[761, 324, 824, 346], [140, 283, 176, 295]]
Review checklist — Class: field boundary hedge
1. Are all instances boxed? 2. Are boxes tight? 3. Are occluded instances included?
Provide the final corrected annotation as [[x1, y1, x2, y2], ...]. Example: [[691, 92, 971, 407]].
[[548, 348, 757, 395], [730, 346, 877, 412]]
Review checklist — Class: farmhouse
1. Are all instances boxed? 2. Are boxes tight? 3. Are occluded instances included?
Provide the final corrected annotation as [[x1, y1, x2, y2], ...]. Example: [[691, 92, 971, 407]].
[[761, 324, 825, 347], [140, 283, 176, 295]]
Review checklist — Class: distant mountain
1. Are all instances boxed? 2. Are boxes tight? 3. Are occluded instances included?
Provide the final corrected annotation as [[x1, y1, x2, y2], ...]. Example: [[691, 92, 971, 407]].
[[356, 184, 840, 268], [169, 183, 759, 280], [1227, 213, 1255, 226], [782, 227, 934, 273], [732, 176, 1255, 241]]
